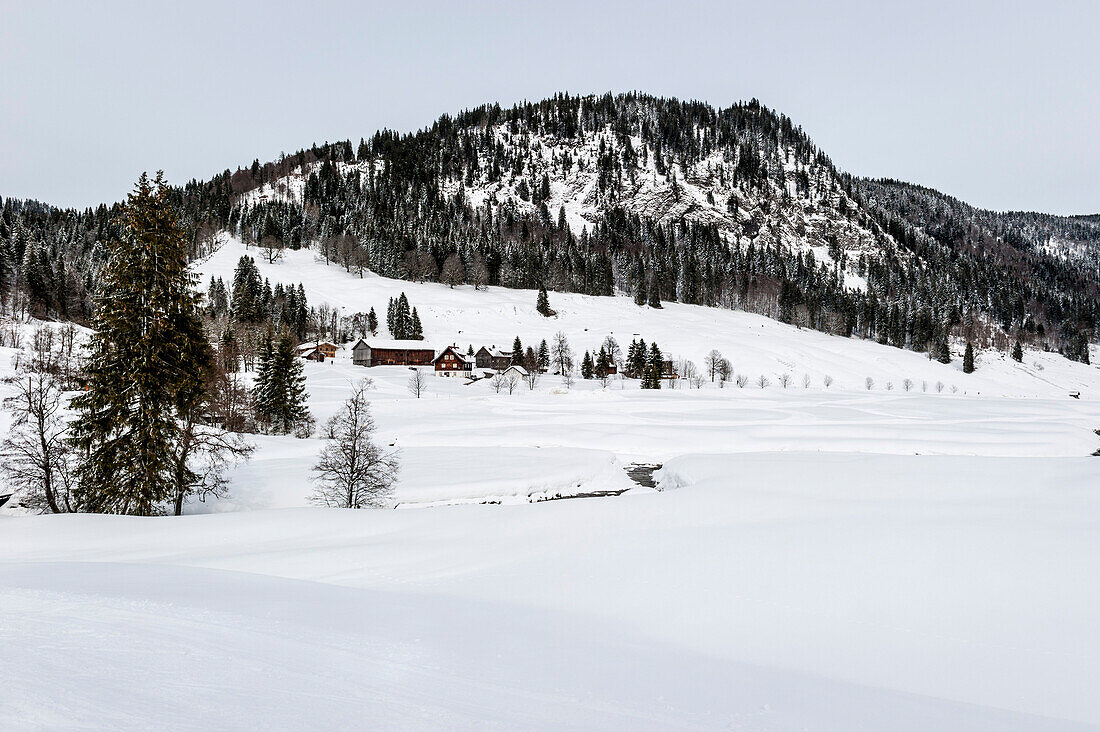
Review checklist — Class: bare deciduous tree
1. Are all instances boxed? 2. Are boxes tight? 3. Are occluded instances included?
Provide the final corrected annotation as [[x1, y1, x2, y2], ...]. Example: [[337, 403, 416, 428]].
[[310, 383, 399, 509], [704, 349, 724, 382], [778, 373, 791, 388], [823, 374, 834, 388], [735, 373, 748, 388], [865, 377, 875, 390], [407, 369, 429, 398], [525, 369, 541, 390], [1, 372, 75, 513], [441, 254, 465, 288], [757, 374, 770, 389], [259, 235, 284, 264], [551, 331, 573, 376], [903, 378, 914, 392], [470, 258, 490, 290]]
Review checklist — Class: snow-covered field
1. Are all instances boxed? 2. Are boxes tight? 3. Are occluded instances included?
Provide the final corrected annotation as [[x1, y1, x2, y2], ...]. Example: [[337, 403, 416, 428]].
[[2, 238, 1100, 730]]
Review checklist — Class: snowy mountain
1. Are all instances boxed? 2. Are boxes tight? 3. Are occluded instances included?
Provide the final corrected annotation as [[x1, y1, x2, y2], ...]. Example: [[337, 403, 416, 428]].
[[3, 93, 1098, 362]]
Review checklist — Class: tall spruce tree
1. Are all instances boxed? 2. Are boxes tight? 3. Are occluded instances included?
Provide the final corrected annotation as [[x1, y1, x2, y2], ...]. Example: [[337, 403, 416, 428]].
[[537, 286, 554, 316], [963, 342, 975, 373], [254, 331, 311, 435], [581, 351, 594, 379], [537, 339, 550, 372], [69, 173, 211, 515]]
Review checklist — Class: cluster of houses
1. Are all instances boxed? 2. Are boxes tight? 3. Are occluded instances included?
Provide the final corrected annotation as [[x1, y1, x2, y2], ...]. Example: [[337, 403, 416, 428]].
[[298, 339, 531, 379]]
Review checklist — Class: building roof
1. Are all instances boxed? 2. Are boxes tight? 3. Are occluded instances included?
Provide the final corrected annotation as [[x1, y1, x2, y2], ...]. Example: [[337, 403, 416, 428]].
[[432, 345, 474, 365], [501, 365, 529, 376], [352, 339, 434, 351], [297, 341, 337, 352], [477, 346, 512, 358]]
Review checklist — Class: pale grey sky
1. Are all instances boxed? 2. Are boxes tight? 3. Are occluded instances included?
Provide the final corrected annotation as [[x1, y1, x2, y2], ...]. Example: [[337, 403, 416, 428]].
[[1, 0, 1097, 214]]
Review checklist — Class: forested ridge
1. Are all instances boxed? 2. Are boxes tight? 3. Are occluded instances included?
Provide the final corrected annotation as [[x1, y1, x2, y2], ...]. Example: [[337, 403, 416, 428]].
[[2, 92, 1097, 361]]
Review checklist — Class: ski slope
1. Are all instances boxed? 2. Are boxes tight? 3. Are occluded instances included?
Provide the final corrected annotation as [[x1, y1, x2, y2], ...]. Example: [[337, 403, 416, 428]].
[[2, 238, 1100, 729]]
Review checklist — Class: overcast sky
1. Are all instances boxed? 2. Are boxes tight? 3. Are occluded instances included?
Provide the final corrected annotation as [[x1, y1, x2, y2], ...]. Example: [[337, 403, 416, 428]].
[[2, 0, 1097, 214]]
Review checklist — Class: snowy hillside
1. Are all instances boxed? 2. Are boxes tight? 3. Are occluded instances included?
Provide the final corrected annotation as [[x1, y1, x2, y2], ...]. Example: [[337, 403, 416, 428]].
[[199, 236, 1099, 399]]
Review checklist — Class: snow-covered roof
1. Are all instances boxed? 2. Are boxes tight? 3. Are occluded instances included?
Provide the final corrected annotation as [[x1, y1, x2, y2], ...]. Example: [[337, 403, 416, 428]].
[[432, 345, 474, 365], [478, 346, 512, 358], [297, 341, 336, 351], [502, 365, 529, 376], [353, 339, 434, 351]]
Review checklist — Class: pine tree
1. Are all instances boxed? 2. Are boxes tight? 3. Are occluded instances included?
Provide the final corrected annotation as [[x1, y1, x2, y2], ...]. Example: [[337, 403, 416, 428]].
[[410, 307, 423, 339], [537, 339, 550, 372], [627, 338, 648, 377], [649, 341, 663, 365], [255, 331, 311, 434], [537, 286, 553, 316], [70, 173, 211, 515], [934, 328, 951, 364], [367, 307, 378, 335], [252, 330, 276, 423], [230, 256, 262, 322], [963, 342, 975, 373], [595, 348, 611, 377], [1011, 340, 1023, 362], [511, 336, 523, 365], [581, 351, 594, 379], [647, 273, 662, 308]]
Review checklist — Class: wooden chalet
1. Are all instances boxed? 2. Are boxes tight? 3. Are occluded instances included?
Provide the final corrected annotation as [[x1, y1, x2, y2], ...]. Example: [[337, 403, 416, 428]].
[[475, 346, 512, 371], [297, 341, 338, 361], [433, 345, 474, 377], [352, 339, 435, 367]]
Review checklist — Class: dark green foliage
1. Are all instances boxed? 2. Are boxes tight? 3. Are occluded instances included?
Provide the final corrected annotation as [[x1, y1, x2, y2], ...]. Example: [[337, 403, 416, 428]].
[[386, 293, 422, 339], [1012, 340, 1023, 362], [69, 173, 211, 515], [536, 286, 554, 317], [511, 336, 523, 365], [963, 342, 975, 373], [537, 339, 550, 371], [254, 330, 311, 435], [595, 347, 612, 377], [626, 338, 648, 378], [581, 351, 594, 379]]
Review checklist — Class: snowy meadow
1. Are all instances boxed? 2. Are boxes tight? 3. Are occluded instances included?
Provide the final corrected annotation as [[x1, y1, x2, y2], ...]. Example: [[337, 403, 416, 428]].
[[2, 239, 1100, 730]]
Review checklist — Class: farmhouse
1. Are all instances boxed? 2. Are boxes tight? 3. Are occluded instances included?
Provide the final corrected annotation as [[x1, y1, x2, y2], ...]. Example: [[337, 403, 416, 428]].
[[297, 341, 338, 361], [475, 346, 512, 371], [500, 365, 528, 379], [433, 345, 474, 377], [351, 339, 435, 367]]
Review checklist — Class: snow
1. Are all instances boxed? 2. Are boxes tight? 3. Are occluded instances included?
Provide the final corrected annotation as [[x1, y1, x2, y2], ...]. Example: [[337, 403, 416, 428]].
[[198, 236, 1098, 399], [3, 238, 1100, 729]]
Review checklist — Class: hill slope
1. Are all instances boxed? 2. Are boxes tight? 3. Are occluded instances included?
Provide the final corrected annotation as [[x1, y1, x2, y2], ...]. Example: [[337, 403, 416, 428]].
[[3, 92, 1098, 361]]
